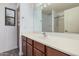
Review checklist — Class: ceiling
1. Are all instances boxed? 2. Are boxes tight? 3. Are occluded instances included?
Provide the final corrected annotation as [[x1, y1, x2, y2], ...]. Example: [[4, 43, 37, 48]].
[[42, 3, 79, 14]]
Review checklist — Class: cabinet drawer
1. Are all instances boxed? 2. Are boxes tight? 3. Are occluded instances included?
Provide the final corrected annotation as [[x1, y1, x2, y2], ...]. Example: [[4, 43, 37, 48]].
[[46, 46, 69, 56], [22, 40, 26, 47], [34, 48, 45, 56], [22, 36, 26, 41], [34, 41, 45, 53], [27, 37, 32, 45]]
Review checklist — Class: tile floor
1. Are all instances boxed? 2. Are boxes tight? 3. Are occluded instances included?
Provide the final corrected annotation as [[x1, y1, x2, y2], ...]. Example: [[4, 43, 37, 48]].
[[0, 49, 19, 56]]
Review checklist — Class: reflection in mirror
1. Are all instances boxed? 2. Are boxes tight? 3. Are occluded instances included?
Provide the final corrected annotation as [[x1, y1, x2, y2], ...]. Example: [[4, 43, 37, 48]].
[[54, 13, 64, 33], [41, 3, 79, 33]]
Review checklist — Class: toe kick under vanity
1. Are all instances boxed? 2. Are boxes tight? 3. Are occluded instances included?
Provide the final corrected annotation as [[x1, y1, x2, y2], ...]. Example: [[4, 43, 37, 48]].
[[22, 32, 79, 56]]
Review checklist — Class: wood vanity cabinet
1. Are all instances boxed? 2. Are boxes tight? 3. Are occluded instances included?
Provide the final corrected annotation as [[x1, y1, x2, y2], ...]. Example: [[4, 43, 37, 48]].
[[22, 36, 70, 56], [22, 41, 27, 56], [27, 38, 32, 45], [34, 41, 46, 56], [34, 48, 45, 56], [46, 46, 69, 56], [34, 41, 45, 53], [26, 43, 33, 56], [26, 37, 33, 56], [22, 36, 27, 56]]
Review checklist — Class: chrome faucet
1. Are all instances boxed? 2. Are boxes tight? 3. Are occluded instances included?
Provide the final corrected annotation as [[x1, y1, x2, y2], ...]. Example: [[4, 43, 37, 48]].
[[42, 32, 46, 37]]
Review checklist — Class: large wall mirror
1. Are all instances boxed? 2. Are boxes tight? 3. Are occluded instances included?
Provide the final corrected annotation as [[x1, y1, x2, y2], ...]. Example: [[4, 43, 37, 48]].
[[41, 3, 79, 33]]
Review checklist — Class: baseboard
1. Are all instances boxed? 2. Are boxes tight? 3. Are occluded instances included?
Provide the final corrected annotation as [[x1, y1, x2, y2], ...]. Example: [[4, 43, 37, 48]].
[[19, 51, 23, 56], [0, 46, 18, 53], [2, 48, 18, 53]]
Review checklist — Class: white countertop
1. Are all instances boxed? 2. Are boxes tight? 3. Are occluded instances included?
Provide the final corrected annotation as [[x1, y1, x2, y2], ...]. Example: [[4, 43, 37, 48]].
[[22, 32, 79, 56]]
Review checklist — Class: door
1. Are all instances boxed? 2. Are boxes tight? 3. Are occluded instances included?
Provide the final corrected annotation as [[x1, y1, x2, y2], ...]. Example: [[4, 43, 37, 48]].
[[64, 7, 79, 33], [27, 43, 33, 56], [22, 40, 27, 56]]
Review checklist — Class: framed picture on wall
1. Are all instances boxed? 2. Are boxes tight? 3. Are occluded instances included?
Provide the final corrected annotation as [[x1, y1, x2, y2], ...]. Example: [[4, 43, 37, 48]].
[[5, 7, 16, 26]]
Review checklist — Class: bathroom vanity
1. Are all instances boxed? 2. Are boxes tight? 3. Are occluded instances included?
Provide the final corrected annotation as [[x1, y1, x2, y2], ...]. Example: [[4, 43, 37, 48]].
[[21, 32, 79, 56], [22, 35, 69, 56], [20, 3, 79, 56]]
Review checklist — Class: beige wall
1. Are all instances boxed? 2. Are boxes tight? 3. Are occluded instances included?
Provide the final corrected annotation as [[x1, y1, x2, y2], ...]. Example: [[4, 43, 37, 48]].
[[64, 6, 79, 33]]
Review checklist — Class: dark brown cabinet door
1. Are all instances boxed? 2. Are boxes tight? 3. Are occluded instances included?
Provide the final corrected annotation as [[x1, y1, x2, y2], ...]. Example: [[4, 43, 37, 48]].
[[34, 48, 45, 56], [34, 41, 45, 53], [22, 40, 27, 56], [27, 38, 32, 45], [46, 46, 69, 56], [27, 43, 33, 56], [22, 46, 27, 56]]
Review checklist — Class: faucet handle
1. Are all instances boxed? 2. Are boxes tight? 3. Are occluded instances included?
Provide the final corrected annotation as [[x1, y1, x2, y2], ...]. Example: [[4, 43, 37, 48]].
[[42, 32, 47, 37]]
